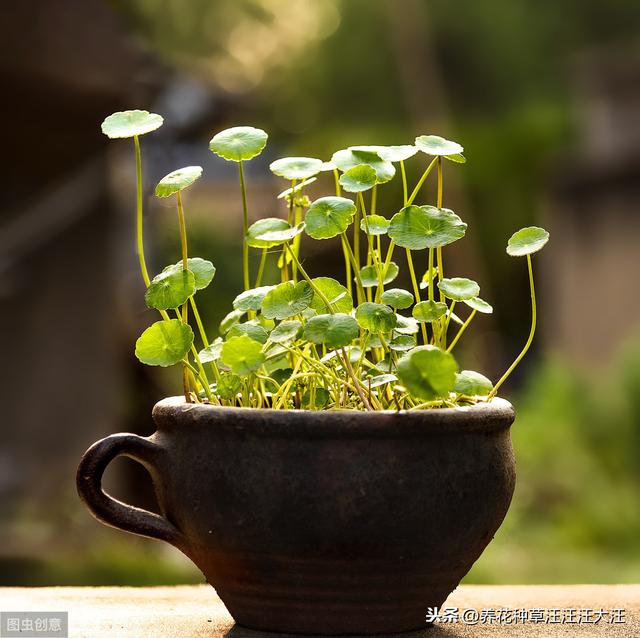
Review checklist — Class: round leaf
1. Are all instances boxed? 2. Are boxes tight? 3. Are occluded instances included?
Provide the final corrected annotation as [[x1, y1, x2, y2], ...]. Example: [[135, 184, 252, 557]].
[[389, 334, 416, 352], [220, 335, 265, 376], [395, 313, 420, 335], [155, 166, 202, 197], [360, 262, 399, 288], [255, 222, 305, 245], [162, 258, 215, 291], [216, 375, 242, 400], [277, 177, 317, 199], [145, 268, 196, 310], [247, 218, 291, 248], [373, 145, 418, 162], [220, 309, 244, 335], [437, 277, 480, 302], [227, 322, 269, 344], [101, 110, 163, 139], [388, 205, 467, 250], [305, 196, 356, 240], [464, 297, 493, 314], [414, 135, 463, 156], [309, 277, 353, 314], [356, 302, 397, 333], [199, 338, 223, 363], [270, 320, 302, 343], [233, 285, 275, 312], [331, 148, 395, 184], [135, 319, 193, 367], [261, 281, 313, 320], [270, 157, 323, 180], [454, 370, 493, 396], [360, 214, 389, 236], [209, 126, 268, 162], [506, 226, 550, 256], [303, 313, 359, 349], [339, 165, 377, 193], [367, 373, 398, 388], [380, 288, 414, 309], [412, 300, 447, 323], [397, 345, 458, 400]]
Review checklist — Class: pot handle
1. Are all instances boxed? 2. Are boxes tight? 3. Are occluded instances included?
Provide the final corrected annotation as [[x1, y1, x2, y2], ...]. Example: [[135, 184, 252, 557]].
[[76, 433, 183, 547]]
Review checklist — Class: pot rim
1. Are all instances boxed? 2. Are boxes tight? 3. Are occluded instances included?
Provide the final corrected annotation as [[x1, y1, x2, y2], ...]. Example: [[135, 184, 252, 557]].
[[152, 396, 515, 435]]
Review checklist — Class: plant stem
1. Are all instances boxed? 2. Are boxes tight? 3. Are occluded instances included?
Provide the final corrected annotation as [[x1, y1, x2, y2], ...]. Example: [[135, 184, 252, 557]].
[[238, 160, 250, 290], [176, 190, 191, 400], [189, 297, 222, 385], [333, 169, 341, 196], [371, 184, 378, 214], [446, 309, 477, 353], [133, 135, 151, 287], [284, 243, 334, 312], [340, 233, 366, 304], [406, 249, 428, 344], [407, 157, 438, 206], [255, 248, 268, 288], [400, 160, 408, 205], [489, 254, 537, 398]]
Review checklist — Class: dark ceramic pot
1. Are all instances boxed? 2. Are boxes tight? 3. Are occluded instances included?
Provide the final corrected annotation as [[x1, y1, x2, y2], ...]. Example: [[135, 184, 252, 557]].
[[77, 397, 516, 635]]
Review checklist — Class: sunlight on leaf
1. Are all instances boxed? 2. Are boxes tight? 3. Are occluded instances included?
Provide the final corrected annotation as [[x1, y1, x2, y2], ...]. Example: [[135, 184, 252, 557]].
[[135, 319, 193, 367], [209, 126, 268, 162], [303, 313, 359, 349], [101, 110, 163, 138], [506, 226, 550, 256], [270, 156, 323, 180], [261, 281, 314, 320], [437, 277, 480, 302], [305, 196, 356, 239], [144, 268, 196, 310], [397, 345, 458, 400], [155, 166, 203, 197], [221, 335, 265, 375], [388, 206, 467, 250]]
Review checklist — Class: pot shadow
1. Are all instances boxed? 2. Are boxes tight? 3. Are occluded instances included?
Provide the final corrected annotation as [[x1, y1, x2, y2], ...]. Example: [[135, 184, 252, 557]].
[[223, 624, 459, 638]]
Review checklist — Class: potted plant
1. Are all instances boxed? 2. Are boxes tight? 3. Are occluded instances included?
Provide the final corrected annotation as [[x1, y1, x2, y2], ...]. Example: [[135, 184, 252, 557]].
[[77, 110, 549, 635]]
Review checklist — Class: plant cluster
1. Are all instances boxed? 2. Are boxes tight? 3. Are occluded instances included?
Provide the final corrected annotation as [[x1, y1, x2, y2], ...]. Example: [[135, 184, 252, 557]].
[[101, 109, 549, 411]]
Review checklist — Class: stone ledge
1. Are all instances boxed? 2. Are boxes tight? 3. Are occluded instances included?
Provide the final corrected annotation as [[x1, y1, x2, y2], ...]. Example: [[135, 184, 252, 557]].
[[1, 584, 638, 637]]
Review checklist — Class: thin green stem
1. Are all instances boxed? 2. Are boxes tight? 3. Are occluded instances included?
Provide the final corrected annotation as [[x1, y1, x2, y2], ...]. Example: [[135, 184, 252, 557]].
[[406, 249, 428, 344], [371, 184, 378, 214], [133, 135, 150, 287], [333, 169, 341, 196], [489, 255, 537, 398], [238, 160, 250, 290], [446, 309, 477, 353], [407, 157, 438, 206], [400, 160, 408, 205], [284, 243, 334, 313], [189, 297, 221, 385], [255, 248, 268, 288], [340, 233, 366, 304]]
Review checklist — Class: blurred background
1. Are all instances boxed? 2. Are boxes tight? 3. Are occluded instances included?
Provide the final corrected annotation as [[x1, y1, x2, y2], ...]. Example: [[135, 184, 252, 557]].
[[1, 0, 639, 586]]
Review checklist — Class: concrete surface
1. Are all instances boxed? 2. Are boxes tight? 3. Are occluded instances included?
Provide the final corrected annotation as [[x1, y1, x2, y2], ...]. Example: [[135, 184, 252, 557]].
[[1, 584, 638, 637]]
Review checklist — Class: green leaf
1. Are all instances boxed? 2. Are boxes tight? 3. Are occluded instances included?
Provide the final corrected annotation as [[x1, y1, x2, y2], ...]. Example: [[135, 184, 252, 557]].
[[254, 222, 305, 245], [420, 266, 439, 289], [220, 309, 244, 334], [331, 148, 395, 183], [305, 196, 356, 239], [367, 373, 398, 388], [371, 145, 418, 162], [144, 268, 196, 310], [389, 334, 416, 352], [198, 338, 223, 363], [437, 277, 480, 301], [506, 226, 550, 256], [209, 126, 268, 162], [247, 218, 292, 248], [233, 285, 275, 312], [270, 157, 323, 180], [309, 277, 353, 314], [303, 313, 359, 349], [397, 345, 458, 400], [135, 319, 193, 367], [220, 335, 265, 375], [454, 370, 493, 396], [261, 281, 313, 320], [216, 374, 242, 400], [101, 110, 163, 138], [269, 320, 302, 343], [227, 321, 269, 344], [388, 205, 467, 250], [355, 302, 397, 333], [464, 297, 493, 314], [339, 165, 377, 192], [277, 177, 317, 199], [380, 288, 413, 309], [162, 258, 215, 291], [414, 135, 464, 156], [360, 262, 399, 287], [155, 166, 202, 197], [412, 300, 447, 322], [301, 387, 331, 409], [395, 313, 420, 335], [360, 214, 389, 235], [445, 153, 467, 164]]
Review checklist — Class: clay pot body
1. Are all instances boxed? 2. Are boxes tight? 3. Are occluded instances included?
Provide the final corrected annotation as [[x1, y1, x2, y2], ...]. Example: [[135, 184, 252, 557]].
[[77, 397, 516, 634]]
